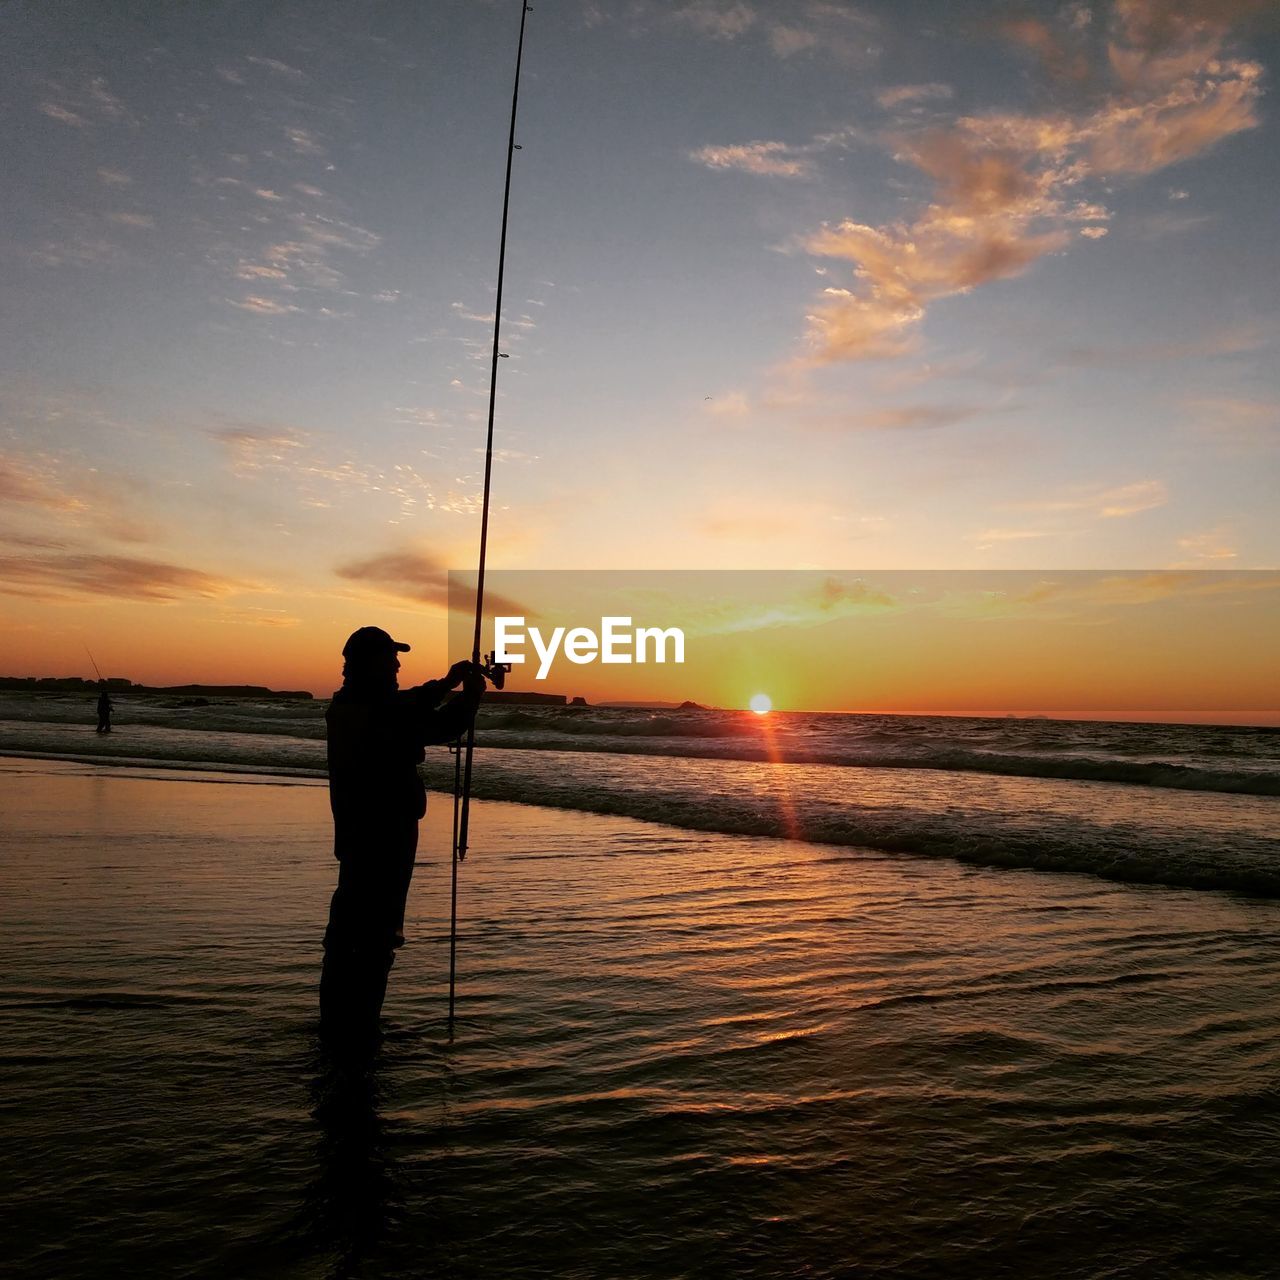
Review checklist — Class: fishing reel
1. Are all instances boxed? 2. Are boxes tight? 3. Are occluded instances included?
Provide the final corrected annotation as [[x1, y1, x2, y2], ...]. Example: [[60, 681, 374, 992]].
[[480, 651, 511, 690]]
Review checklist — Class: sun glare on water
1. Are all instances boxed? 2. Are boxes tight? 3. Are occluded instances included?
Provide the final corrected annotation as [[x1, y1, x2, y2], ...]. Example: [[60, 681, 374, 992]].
[[749, 693, 772, 715]]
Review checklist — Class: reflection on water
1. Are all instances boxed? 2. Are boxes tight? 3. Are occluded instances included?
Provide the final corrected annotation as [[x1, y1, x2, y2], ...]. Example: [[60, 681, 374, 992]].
[[295, 1050, 401, 1278], [2, 760, 1280, 1279]]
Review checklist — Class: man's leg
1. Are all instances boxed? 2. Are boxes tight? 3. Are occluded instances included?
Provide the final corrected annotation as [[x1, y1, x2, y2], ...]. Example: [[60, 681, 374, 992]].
[[320, 822, 419, 1044]]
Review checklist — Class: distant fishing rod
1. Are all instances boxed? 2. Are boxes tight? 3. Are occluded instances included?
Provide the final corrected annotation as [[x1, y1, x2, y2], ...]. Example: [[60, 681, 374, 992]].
[[85, 646, 104, 682], [449, 0, 532, 1032]]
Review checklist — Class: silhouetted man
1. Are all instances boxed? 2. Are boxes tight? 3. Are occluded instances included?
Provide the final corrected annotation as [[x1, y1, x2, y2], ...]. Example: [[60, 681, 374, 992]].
[[96, 685, 112, 734], [320, 626, 485, 1046]]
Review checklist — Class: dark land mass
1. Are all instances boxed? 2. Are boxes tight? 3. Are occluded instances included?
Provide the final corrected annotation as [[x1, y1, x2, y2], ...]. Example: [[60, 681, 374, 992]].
[[599, 700, 707, 710], [0, 676, 313, 700], [484, 690, 570, 706]]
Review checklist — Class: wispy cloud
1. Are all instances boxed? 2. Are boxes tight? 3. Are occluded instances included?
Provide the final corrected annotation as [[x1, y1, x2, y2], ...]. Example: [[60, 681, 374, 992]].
[[0, 553, 248, 602], [0, 455, 87, 513], [211, 426, 310, 475], [246, 55, 307, 81], [1174, 527, 1239, 565], [1061, 324, 1267, 366], [229, 295, 303, 316], [37, 75, 136, 130], [208, 420, 460, 520], [971, 528, 1057, 550], [973, 477, 1170, 549], [217, 606, 301, 629], [594, 1, 879, 65], [690, 140, 815, 178], [335, 548, 528, 614], [39, 103, 87, 128], [107, 211, 154, 229], [836, 404, 983, 431], [876, 82, 954, 110], [677, 576, 897, 638], [1009, 478, 1169, 519], [1186, 396, 1280, 449]]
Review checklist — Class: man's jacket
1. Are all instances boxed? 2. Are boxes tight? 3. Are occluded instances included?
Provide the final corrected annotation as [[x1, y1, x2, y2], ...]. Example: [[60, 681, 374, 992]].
[[326, 680, 480, 857]]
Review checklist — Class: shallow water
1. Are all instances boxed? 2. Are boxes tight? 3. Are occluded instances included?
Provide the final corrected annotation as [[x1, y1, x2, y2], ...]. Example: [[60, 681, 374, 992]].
[[3, 759, 1280, 1278]]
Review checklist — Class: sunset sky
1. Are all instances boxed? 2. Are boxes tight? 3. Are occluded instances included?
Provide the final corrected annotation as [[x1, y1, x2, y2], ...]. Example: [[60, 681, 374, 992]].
[[1, 0, 1277, 704]]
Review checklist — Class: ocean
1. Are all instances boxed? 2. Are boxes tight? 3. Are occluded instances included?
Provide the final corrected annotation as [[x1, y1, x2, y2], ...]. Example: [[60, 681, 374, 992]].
[[1, 692, 1277, 894], [2, 694, 1279, 1278]]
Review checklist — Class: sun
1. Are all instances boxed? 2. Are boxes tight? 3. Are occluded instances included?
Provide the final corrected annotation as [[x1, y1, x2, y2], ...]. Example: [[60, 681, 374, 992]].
[[748, 693, 772, 715]]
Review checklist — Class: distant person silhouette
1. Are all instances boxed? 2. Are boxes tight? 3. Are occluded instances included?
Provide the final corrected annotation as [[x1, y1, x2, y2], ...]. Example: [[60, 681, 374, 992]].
[[320, 626, 485, 1048], [96, 684, 112, 734]]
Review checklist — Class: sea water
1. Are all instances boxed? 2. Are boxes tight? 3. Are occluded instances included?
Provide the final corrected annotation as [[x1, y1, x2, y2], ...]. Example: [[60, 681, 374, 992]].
[[1, 694, 1276, 893], [2, 758, 1279, 1279]]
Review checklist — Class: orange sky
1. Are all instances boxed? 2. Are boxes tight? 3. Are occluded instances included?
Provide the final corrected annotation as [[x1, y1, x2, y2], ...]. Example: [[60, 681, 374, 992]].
[[16, 569, 1269, 724]]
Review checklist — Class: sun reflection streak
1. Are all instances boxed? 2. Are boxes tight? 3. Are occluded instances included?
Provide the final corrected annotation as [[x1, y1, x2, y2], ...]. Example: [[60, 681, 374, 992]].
[[753, 709, 804, 843]]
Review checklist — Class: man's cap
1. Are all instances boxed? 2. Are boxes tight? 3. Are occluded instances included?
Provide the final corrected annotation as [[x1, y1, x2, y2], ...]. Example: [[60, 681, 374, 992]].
[[342, 626, 411, 660]]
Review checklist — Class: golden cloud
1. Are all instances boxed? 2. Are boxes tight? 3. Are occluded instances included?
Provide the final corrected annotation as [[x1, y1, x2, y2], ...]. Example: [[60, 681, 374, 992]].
[[803, 0, 1263, 363]]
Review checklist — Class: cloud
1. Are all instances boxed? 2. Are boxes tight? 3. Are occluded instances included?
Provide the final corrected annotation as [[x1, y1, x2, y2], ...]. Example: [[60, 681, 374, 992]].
[[1009, 478, 1169, 519], [207, 420, 453, 520], [38, 76, 136, 130], [39, 103, 88, 128], [107, 212, 155, 229], [235, 264, 289, 281], [0, 455, 86, 513], [876, 83, 954, 110], [217, 607, 301, 629], [802, 1, 1262, 362], [972, 528, 1056, 548], [838, 404, 983, 430], [211, 426, 309, 474], [28, 233, 122, 269], [1004, 570, 1274, 612], [1186, 396, 1280, 449], [805, 207, 1071, 361], [229, 295, 302, 316], [0, 553, 247, 602], [690, 141, 814, 178], [974, 478, 1170, 548], [673, 1, 758, 40], [1096, 479, 1168, 517], [999, 15, 1092, 84], [1174, 527, 1239, 564], [284, 126, 324, 156], [1061, 323, 1267, 366], [611, 1, 877, 65], [694, 494, 864, 543], [335, 549, 528, 615], [679, 575, 897, 638], [246, 56, 307, 81]]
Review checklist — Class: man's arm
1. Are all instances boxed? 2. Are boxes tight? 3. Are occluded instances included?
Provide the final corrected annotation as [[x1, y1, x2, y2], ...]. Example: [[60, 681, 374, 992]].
[[407, 662, 485, 745]]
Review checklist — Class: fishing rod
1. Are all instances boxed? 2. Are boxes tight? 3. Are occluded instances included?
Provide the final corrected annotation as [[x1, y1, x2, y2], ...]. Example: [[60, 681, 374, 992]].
[[85, 646, 104, 683], [449, 0, 532, 1032]]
